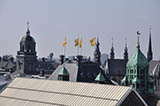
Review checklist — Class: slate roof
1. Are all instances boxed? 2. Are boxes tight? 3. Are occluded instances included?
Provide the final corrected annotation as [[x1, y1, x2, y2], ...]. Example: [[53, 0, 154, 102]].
[[37, 61, 57, 74], [108, 59, 128, 77], [0, 73, 11, 91], [149, 60, 160, 78], [0, 61, 16, 72], [0, 78, 147, 106], [49, 61, 112, 84]]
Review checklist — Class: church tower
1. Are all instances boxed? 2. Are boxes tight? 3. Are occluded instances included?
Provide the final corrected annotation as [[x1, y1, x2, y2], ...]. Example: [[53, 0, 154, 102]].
[[121, 32, 154, 98], [110, 38, 115, 59], [147, 28, 153, 62], [16, 22, 37, 75], [94, 38, 101, 65], [124, 38, 128, 60]]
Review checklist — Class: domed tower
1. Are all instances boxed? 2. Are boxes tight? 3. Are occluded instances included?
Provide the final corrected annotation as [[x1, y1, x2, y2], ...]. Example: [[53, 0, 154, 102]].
[[94, 38, 101, 65], [121, 32, 154, 98], [16, 22, 37, 75]]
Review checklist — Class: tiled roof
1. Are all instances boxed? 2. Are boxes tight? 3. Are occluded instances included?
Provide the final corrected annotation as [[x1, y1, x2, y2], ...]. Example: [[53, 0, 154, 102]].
[[0, 78, 147, 106], [0, 61, 15, 71]]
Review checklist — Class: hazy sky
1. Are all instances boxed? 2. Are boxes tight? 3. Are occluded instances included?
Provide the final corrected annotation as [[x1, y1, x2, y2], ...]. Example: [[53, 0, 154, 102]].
[[0, 0, 160, 59]]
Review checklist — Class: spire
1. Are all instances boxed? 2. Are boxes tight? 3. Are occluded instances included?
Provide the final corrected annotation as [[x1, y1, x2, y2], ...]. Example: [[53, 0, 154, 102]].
[[136, 31, 140, 49], [94, 37, 101, 65], [110, 38, 115, 59], [95, 72, 105, 83], [124, 38, 128, 60], [97, 37, 100, 47], [26, 21, 30, 35], [147, 27, 153, 62]]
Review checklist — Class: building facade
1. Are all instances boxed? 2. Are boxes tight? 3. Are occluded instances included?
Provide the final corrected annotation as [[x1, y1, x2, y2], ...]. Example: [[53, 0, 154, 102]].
[[121, 35, 154, 98], [16, 24, 37, 75]]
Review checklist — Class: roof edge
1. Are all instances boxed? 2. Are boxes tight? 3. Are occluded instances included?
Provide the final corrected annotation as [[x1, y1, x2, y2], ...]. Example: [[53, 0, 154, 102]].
[[116, 87, 132, 106], [132, 89, 148, 106], [116, 87, 148, 106]]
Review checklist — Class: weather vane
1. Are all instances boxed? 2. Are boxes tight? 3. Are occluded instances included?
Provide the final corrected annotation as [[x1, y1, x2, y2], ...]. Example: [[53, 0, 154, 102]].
[[137, 31, 140, 36]]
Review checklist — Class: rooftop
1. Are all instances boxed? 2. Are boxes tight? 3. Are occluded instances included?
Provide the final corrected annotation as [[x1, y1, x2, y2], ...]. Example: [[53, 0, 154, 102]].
[[0, 78, 147, 106]]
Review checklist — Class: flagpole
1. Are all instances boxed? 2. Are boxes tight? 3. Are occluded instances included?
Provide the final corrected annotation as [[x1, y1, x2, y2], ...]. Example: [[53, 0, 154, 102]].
[[62, 37, 67, 57], [64, 46, 66, 57], [78, 45, 79, 55], [80, 44, 82, 55], [78, 36, 79, 55], [63, 46, 66, 67], [80, 37, 82, 55]]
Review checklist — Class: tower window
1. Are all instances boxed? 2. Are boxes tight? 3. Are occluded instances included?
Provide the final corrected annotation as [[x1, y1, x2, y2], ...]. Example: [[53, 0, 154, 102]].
[[27, 46, 31, 52], [58, 75, 69, 81], [29, 63, 33, 71], [20, 45, 24, 51]]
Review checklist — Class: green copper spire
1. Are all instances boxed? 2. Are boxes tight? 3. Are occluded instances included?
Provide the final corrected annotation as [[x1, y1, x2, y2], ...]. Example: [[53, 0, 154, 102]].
[[121, 32, 154, 98], [95, 72, 105, 82], [58, 67, 69, 76], [127, 33, 149, 69], [127, 46, 149, 69]]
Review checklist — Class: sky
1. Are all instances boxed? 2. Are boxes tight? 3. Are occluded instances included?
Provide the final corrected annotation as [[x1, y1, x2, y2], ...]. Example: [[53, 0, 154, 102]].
[[0, 0, 160, 59]]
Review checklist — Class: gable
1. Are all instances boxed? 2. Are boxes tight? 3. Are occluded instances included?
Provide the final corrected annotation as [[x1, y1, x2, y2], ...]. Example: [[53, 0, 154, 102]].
[[119, 91, 146, 106]]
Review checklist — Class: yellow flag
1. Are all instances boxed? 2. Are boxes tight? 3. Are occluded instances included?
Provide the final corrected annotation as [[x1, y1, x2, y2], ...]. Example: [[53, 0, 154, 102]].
[[74, 38, 79, 46], [90, 37, 96, 46], [80, 39, 82, 48], [62, 38, 67, 47]]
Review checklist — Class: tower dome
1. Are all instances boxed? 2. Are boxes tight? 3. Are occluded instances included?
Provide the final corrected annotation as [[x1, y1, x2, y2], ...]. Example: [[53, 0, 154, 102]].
[[18, 22, 36, 56], [21, 28, 35, 43]]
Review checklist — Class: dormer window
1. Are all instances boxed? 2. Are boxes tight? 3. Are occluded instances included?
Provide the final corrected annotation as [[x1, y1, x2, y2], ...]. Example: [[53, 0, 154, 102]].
[[58, 67, 69, 81]]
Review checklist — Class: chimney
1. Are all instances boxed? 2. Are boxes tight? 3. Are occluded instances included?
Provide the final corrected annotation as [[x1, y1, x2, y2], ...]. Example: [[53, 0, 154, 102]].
[[76, 55, 83, 64], [60, 55, 65, 65]]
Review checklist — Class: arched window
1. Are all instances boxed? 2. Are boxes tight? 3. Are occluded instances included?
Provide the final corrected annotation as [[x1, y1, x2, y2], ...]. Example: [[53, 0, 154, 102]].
[[27, 45, 31, 52], [22, 46, 24, 51]]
